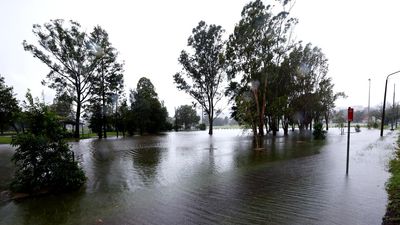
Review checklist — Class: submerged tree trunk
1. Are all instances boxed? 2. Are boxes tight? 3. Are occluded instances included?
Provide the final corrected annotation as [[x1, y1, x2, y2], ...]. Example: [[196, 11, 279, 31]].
[[208, 121, 213, 135], [252, 122, 257, 137], [282, 117, 289, 136], [74, 100, 81, 139], [102, 67, 107, 139], [208, 114, 213, 135], [258, 117, 264, 136], [271, 117, 278, 136], [325, 112, 329, 131]]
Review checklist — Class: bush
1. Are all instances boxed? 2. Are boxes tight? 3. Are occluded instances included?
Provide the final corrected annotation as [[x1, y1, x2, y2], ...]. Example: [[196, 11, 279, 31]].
[[355, 124, 361, 132], [10, 98, 85, 193], [313, 122, 326, 140], [198, 123, 206, 131]]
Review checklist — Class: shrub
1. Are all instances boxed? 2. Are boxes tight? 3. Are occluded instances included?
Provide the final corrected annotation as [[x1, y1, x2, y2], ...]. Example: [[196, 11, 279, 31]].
[[198, 123, 206, 131], [10, 97, 85, 193], [313, 122, 326, 140]]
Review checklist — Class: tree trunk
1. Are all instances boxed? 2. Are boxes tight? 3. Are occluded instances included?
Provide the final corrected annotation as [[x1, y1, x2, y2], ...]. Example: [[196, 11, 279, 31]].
[[258, 116, 264, 136], [325, 112, 329, 131], [74, 101, 81, 139], [98, 130, 103, 139], [102, 60, 107, 139], [208, 115, 213, 135], [12, 123, 19, 134], [282, 117, 289, 136], [271, 118, 277, 136], [252, 121, 257, 137], [102, 94, 107, 139], [260, 78, 267, 136]]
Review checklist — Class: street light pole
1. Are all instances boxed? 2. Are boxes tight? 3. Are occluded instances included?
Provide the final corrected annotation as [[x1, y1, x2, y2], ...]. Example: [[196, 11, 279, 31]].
[[393, 83, 396, 130], [368, 78, 371, 128], [92, 43, 106, 138], [380, 70, 400, 136]]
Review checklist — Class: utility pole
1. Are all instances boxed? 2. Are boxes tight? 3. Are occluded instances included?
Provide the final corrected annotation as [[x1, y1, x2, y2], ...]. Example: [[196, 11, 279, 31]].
[[380, 70, 400, 136], [392, 83, 396, 130], [368, 78, 371, 128]]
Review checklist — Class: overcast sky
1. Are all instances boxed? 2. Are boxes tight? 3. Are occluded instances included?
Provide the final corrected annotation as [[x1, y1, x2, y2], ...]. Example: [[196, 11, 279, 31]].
[[1, 0, 400, 116]]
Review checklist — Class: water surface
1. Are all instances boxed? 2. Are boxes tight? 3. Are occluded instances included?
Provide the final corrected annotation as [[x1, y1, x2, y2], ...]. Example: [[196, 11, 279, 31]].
[[0, 129, 396, 225]]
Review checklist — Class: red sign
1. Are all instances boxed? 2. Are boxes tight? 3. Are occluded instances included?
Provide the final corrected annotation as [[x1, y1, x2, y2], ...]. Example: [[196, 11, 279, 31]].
[[348, 107, 354, 122]]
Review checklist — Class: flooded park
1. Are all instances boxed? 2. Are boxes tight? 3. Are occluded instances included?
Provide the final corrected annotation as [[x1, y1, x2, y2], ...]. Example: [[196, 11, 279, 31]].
[[0, 128, 396, 225]]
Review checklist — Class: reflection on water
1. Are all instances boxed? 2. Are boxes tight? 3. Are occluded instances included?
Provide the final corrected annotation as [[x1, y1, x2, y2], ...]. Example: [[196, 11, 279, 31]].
[[0, 129, 396, 224]]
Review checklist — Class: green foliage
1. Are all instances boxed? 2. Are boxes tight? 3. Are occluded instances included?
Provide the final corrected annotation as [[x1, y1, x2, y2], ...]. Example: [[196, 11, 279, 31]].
[[88, 26, 124, 138], [174, 105, 200, 130], [115, 99, 130, 136], [383, 136, 400, 224], [355, 124, 361, 132], [23, 19, 124, 139], [50, 92, 74, 120], [312, 122, 326, 140], [10, 93, 85, 193], [0, 75, 20, 134], [87, 103, 103, 137], [226, 0, 296, 136], [130, 77, 169, 134], [174, 21, 225, 135], [283, 43, 346, 131], [198, 123, 206, 131]]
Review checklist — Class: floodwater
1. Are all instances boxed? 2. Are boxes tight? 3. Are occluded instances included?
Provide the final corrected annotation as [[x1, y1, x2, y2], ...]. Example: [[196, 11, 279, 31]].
[[0, 129, 397, 225]]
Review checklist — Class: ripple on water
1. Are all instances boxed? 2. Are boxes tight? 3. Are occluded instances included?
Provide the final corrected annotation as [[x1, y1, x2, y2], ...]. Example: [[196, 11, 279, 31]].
[[0, 129, 395, 225]]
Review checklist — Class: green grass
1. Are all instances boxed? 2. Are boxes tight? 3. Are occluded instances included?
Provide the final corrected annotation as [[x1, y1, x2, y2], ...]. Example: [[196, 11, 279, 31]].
[[0, 136, 12, 144], [383, 136, 400, 224]]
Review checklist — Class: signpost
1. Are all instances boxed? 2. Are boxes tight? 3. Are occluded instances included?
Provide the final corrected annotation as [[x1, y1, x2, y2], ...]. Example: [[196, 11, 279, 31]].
[[346, 107, 353, 175]]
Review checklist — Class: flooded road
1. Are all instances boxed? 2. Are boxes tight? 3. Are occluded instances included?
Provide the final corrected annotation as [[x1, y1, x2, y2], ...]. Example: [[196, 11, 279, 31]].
[[0, 129, 396, 225]]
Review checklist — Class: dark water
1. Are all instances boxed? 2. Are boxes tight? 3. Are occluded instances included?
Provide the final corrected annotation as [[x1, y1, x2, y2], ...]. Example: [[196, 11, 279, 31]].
[[0, 129, 396, 225]]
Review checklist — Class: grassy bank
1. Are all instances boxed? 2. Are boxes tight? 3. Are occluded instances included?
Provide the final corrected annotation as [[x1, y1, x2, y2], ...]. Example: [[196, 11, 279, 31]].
[[0, 132, 122, 144], [383, 136, 400, 224]]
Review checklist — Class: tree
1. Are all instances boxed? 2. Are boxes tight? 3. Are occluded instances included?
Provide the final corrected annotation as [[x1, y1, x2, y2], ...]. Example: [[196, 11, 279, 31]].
[[50, 91, 74, 121], [116, 99, 130, 136], [175, 105, 200, 130], [174, 21, 226, 135], [0, 75, 20, 134], [287, 43, 345, 130], [130, 77, 169, 134], [86, 103, 103, 137], [23, 19, 104, 138], [10, 91, 86, 193], [317, 77, 346, 130], [226, 0, 297, 137], [88, 26, 124, 138]]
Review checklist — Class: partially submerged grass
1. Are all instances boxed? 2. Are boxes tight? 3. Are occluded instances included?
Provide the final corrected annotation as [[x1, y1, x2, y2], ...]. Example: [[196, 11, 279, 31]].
[[0, 132, 121, 144], [383, 136, 400, 224]]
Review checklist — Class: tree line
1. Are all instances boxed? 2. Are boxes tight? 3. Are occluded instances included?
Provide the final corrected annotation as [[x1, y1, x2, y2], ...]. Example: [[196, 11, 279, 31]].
[[2, 0, 349, 139], [17, 20, 176, 138], [174, 0, 346, 138]]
